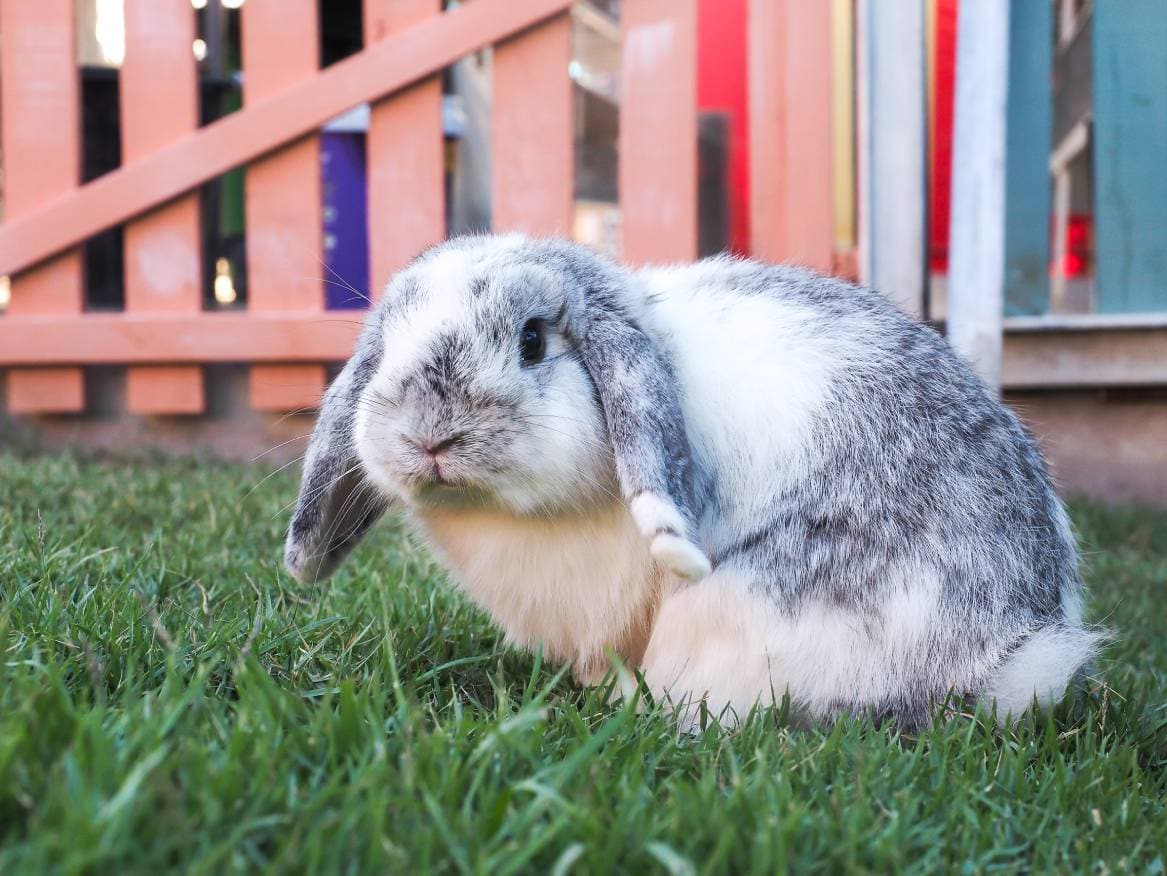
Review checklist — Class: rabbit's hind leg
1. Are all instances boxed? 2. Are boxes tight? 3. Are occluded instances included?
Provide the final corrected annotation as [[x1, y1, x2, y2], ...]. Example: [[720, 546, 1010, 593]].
[[639, 571, 791, 729]]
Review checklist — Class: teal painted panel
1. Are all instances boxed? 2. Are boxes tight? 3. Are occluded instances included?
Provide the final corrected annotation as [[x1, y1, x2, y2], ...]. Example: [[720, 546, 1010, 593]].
[[1004, 0, 1052, 317], [1093, 1, 1167, 314]]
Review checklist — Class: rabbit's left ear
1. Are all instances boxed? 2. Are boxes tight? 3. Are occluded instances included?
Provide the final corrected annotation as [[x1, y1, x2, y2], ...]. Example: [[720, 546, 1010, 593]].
[[581, 312, 712, 582], [284, 337, 389, 582]]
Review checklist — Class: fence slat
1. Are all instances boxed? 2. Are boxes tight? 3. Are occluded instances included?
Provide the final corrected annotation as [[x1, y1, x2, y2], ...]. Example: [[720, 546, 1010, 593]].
[[856, 0, 927, 315], [493, 13, 573, 235], [242, 0, 326, 411], [947, 0, 1009, 387], [620, 0, 698, 263], [1002, 0, 1051, 317], [121, 0, 204, 414], [0, 0, 84, 413], [749, 0, 834, 271], [364, 0, 444, 292]]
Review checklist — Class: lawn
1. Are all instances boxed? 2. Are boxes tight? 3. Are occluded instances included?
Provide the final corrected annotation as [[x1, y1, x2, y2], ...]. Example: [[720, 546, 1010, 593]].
[[1, 451, 1165, 874]]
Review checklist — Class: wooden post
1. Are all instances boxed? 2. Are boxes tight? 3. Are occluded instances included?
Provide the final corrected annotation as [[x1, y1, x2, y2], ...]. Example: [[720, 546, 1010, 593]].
[[242, 0, 327, 411], [749, 0, 834, 272], [947, 0, 1009, 388], [856, 0, 927, 315], [620, 0, 698, 264], [364, 0, 445, 293], [0, 0, 85, 413], [121, 0, 204, 414], [492, 13, 574, 236]]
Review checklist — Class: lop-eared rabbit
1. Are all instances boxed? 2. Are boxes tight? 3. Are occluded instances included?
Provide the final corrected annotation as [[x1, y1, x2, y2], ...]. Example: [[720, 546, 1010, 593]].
[[286, 235, 1098, 728]]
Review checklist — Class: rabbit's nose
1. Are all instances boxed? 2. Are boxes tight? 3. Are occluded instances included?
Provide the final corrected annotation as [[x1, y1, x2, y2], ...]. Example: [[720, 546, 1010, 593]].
[[414, 432, 465, 457]]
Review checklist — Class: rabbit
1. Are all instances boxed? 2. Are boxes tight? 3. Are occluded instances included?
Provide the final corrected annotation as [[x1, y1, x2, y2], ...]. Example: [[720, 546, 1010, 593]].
[[285, 233, 1101, 729]]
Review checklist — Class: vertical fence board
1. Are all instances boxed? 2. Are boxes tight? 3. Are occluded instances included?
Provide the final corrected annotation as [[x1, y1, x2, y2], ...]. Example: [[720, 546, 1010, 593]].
[[1093, 1, 1167, 314], [0, 0, 85, 413], [364, 0, 444, 293], [749, 0, 834, 272], [856, 0, 927, 315], [948, 0, 1009, 388], [831, 0, 856, 276], [242, 0, 326, 411], [620, 0, 698, 264], [122, 0, 204, 414], [493, 13, 573, 236], [1002, 0, 1052, 317]]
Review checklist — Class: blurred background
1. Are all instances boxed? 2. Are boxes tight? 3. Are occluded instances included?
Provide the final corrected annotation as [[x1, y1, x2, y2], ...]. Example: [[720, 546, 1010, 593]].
[[0, 0, 1163, 504]]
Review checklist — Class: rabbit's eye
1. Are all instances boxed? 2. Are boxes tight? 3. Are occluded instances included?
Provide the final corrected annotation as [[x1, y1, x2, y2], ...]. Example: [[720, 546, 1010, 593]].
[[519, 319, 546, 366]]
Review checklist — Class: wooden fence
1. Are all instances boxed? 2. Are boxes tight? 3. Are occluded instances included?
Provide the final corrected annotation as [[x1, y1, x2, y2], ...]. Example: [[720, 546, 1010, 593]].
[[1, 0, 1164, 422], [0, 0, 843, 417]]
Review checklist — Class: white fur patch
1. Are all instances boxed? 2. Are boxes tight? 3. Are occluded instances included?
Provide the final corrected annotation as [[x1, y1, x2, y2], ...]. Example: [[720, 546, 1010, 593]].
[[634, 263, 864, 544], [982, 625, 1101, 720], [639, 565, 972, 727], [650, 533, 712, 582], [629, 492, 687, 537]]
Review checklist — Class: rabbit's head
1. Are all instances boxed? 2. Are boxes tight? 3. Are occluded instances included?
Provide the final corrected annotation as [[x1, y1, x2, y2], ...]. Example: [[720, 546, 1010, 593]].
[[285, 235, 710, 583], [354, 236, 612, 515]]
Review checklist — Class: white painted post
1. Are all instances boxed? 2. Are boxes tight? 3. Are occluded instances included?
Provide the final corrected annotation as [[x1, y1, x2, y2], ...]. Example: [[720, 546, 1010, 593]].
[[947, 1, 1010, 389], [856, 0, 927, 317]]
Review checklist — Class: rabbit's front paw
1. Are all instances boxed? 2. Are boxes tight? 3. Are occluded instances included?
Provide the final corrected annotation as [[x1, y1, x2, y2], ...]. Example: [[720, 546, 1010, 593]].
[[630, 493, 712, 582]]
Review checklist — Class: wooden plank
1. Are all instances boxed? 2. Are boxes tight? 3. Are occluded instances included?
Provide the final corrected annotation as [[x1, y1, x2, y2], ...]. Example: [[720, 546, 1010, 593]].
[[6, 313, 1167, 390], [1002, 0, 1052, 317], [364, 0, 444, 291], [121, 0, 204, 414], [0, 0, 575, 278], [831, 0, 856, 260], [856, 0, 927, 315], [1002, 327, 1167, 389], [492, 13, 573, 235], [0, 313, 362, 365], [620, 0, 698, 264], [947, 0, 1009, 388], [242, 0, 326, 411], [749, 0, 834, 271], [0, 0, 85, 413], [1092, 1, 1167, 314]]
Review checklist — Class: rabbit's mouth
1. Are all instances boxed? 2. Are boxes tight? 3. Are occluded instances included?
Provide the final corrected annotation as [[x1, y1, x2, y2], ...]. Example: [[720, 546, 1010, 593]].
[[411, 478, 495, 509]]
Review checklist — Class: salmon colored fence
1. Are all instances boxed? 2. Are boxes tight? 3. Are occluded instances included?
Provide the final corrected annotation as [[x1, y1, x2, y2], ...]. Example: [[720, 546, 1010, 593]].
[[0, 0, 841, 417]]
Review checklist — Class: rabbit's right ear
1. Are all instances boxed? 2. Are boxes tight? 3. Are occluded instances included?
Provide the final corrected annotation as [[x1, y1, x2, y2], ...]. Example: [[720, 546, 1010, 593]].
[[284, 334, 388, 582], [580, 309, 712, 583]]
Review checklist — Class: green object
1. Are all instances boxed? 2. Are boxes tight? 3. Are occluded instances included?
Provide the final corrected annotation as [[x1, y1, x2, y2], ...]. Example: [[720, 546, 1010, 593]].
[[1, 452, 1166, 872], [1093, 1, 1167, 313], [1004, 0, 1053, 317]]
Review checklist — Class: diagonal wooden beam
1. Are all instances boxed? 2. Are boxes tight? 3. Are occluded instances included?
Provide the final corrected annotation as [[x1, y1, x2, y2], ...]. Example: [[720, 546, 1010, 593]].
[[0, 0, 573, 278]]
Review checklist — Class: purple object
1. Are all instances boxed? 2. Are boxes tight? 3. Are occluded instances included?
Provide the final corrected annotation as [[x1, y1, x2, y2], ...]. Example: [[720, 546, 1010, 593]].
[[321, 132, 370, 309]]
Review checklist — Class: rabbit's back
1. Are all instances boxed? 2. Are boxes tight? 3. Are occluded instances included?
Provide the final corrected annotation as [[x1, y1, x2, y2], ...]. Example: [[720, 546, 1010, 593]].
[[637, 259, 1092, 724]]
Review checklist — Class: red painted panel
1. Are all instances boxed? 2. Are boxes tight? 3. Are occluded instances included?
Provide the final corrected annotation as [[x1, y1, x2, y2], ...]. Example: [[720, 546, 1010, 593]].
[[930, 0, 958, 272], [698, 0, 750, 254]]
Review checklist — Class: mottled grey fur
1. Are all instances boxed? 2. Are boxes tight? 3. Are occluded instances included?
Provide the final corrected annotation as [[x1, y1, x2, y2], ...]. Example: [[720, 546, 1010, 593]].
[[286, 234, 1098, 727]]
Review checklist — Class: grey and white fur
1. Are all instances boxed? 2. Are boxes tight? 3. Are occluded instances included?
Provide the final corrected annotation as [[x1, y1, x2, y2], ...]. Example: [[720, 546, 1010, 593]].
[[286, 234, 1100, 728]]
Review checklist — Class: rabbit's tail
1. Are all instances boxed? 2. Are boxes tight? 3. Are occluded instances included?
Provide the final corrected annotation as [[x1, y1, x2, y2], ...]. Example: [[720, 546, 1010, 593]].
[[982, 623, 1105, 721]]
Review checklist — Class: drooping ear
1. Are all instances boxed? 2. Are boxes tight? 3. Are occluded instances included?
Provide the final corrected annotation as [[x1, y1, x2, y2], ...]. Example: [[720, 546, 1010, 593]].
[[581, 311, 712, 582], [284, 332, 389, 582]]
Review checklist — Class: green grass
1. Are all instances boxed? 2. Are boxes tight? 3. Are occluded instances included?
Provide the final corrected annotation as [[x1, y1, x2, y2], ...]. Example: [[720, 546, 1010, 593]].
[[1, 451, 1165, 874]]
